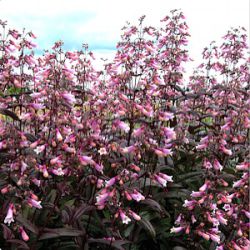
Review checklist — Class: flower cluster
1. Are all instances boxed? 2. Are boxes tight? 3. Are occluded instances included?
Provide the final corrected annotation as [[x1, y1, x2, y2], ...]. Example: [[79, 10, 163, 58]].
[[0, 11, 249, 250]]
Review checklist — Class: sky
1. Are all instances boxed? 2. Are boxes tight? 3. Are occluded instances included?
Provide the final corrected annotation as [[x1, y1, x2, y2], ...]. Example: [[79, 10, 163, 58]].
[[0, 0, 249, 71]]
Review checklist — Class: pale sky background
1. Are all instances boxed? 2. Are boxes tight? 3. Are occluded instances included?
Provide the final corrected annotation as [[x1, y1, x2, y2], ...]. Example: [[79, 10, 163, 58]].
[[0, 0, 249, 72]]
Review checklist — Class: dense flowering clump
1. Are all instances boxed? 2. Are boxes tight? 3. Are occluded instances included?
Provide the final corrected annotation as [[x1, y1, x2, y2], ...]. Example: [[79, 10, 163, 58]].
[[0, 11, 249, 250]]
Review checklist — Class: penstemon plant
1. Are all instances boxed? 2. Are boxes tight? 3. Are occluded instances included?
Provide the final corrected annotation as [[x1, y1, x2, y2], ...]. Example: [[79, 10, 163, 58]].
[[0, 10, 249, 250]]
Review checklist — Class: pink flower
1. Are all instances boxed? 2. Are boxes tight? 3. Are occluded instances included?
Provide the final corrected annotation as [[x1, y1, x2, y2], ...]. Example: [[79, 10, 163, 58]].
[[50, 156, 62, 165], [191, 191, 204, 198], [105, 177, 116, 188], [28, 198, 42, 209], [79, 155, 95, 166], [117, 121, 130, 133], [129, 210, 141, 221], [233, 178, 245, 188], [220, 146, 232, 156], [183, 200, 196, 210], [208, 232, 220, 243], [236, 162, 249, 171], [119, 210, 131, 224], [214, 159, 223, 171], [154, 175, 167, 187], [197, 231, 210, 241], [4, 203, 14, 225], [216, 211, 227, 225], [132, 127, 144, 137], [98, 147, 108, 155], [199, 180, 210, 192], [130, 190, 145, 202], [96, 191, 109, 208], [121, 145, 136, 154], [61, 92, 76, 105], [158, 173, 173, 182], [203, 159, 213, 169], [163, 127, 176, 140], [170, 226, 184, 234], [56, 128, 63, 142], [159, 111, 174, 121], [52, 167, 65, 176], [94, 163, 104, 173], [19, 227, 29, 241], [155, 148, 172, 157]]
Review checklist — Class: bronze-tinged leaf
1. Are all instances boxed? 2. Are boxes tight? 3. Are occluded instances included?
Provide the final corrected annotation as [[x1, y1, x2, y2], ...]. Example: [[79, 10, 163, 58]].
[[24, 133, 38, 142], [138, 218, 156, 238], [140, 198, 164, 214], [1, 223, 14, 240], [7, 239, 30, 249], [16, 214, 39, 235], [88, 238, 130, 250], [0, 108, 20, 121], [73, 204, 95, 221], [38, 228, 84, 240]]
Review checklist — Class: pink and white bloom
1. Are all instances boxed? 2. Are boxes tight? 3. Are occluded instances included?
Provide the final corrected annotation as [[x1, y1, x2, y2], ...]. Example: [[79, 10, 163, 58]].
[[214, 159, 223, 171], [220, 146, 232, 156], [119, 210, 131, 224], [117, 121, 130, 133], [98, 147, 108, 155], [132, 127, 144, 137], [61, 92, 76, 105], [170, 226, 184, 234], [105, 177, 116, 188], [129, 210, 141, 221], [28, 198, 42, 209], [4, 203, 15, 225], [79, 155, 95, 166], [130, 190, 145, 202]]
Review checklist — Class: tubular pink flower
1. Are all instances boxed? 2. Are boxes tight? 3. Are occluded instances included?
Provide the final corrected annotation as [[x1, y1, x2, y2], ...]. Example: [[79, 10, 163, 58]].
[[105, 177, 116, 188], [197, 231, 210, 241], [56, 128, 63, 142], [191, 191, 205, 198], [236, 162, 249, 171], [79, 155, 95, 166], [117, 121, 130, 133], [119, 210, 131, 224], [121, 145, 136, 154], [183, 200, 196, 210], [94, 163, 104, 173], [132, 127, 144, 137], [130, 190, 145, 202], [19, 227, 29, 241], [129, 210, 141, 221], [28, 198, 42, 209], [95, 191, 109, 208], [213, 159, 223, 171], [170, 226, 184, 234], [4, 203, 14, 225], [220, 146, 232, 155], [163, 127, 176, 140], [61, 92, 76, 105], [158, 173, 173, 182], [154, 174, 167, 187]]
